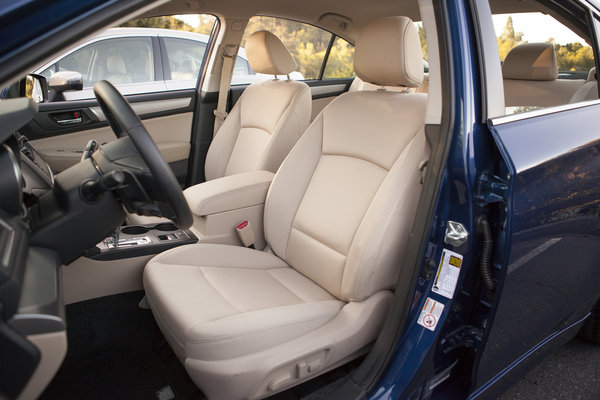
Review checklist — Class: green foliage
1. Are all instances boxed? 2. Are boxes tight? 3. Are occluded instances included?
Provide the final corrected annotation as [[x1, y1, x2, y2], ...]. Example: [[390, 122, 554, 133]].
[[121, 16, 192, 31], [555, 43, 595, 71], [418, 24, 428, 60], [323, 38, 355, 79], [497, 16, 524, 61], [121, 15, 215, 35]]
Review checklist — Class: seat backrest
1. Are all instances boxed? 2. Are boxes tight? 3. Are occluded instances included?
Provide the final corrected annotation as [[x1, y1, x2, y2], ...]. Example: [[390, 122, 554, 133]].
[[503, 43, 582, 108], [204, 31, 311, 180], [103, 54, 132, 84], [264, 16, 429, 302], [570, 67, 598, 103]]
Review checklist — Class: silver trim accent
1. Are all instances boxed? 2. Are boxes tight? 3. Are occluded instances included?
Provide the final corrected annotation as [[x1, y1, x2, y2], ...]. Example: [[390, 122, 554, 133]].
[[310, 84, 347, 96], [491, 99, 600, 126], [56, 117, 82, 125], [89, 97, 192, 121], [0, 217, 15, 268], [444, 221, 469, 247]]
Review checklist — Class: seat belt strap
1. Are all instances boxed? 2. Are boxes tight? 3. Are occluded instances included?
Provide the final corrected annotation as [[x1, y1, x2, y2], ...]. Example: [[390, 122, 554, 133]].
[[213, 45, 237, 136]]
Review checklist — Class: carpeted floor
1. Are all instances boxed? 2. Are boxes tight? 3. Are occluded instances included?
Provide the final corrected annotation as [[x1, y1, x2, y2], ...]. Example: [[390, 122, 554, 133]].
[[40, 291, 359, 400], [40, 291, 201, 400]]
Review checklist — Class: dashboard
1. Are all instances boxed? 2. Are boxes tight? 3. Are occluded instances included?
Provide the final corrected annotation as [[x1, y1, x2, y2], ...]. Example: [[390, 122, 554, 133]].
[[0, 99, 65, 398]]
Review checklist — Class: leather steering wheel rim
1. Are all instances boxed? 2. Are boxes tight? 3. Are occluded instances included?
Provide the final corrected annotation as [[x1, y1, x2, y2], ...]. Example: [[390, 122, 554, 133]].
[[93, 80, 193, 229]]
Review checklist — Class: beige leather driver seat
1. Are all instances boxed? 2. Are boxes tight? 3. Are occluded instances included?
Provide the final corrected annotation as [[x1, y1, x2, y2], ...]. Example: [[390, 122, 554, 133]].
[[144, 16, 428, 399], [129, 30, 311, 225]]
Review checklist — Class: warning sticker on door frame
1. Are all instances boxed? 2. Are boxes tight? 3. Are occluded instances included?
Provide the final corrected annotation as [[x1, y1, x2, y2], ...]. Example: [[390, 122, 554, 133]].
[[431, 249, 463, 299], [417, 297, 444, 331]]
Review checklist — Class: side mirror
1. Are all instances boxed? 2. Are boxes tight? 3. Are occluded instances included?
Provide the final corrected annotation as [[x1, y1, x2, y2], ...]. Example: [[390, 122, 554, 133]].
[[0, 74, 48, 102], [49, 71, 83, 101]]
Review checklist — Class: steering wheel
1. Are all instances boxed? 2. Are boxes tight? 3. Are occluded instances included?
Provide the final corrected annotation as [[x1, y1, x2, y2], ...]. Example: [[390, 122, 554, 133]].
[[93, 80, 193, 229]]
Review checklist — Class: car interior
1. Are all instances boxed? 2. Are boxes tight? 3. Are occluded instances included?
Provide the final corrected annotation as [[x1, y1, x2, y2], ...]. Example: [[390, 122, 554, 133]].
[[2, 0, 599, 398]]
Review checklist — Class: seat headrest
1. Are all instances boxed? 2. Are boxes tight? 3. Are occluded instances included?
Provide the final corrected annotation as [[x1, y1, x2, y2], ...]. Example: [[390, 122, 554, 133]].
[[502, 43, 558, 81], [106, 54, 127, 75], [588, 67, 597, 81], [354, 16, 423, 88], [245, 31, 297, 75]]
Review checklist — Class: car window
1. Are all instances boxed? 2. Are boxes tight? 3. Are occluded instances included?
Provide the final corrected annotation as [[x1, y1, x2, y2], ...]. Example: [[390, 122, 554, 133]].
[[492, 9, 597, 115], [234, 16, 333, 84], [41, 37, 155, 88], [93, 38, 154, 85], [323, 36, 355, 79], [164, 37, 207, 81]]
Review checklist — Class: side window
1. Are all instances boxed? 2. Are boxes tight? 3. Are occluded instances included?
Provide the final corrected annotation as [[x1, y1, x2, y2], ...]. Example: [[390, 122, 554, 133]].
[[43, 37, 155, 88], [323, 37, 355, 79], [163, 37, 207, 81], [40, 46, 95, 85], [492, 10, 597, 115], [233, 57, 252, 76], [234, 16, 333, 84], [92, 38, 154, 86]]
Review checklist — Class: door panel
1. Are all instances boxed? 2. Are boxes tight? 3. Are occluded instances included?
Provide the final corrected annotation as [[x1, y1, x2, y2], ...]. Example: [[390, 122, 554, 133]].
[[21, 90, 196, 175], [30, 112, 193, 172], [474, 103, 600, 392]]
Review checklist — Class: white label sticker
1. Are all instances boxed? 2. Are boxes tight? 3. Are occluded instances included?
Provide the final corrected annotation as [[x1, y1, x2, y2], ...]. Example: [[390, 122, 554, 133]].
[[417, 297, 444, 331], [432, 249, 463, 299]]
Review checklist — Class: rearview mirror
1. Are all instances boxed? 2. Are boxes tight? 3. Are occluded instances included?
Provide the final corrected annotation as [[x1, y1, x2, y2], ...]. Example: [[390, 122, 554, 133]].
[[49, 71, 83, 101]]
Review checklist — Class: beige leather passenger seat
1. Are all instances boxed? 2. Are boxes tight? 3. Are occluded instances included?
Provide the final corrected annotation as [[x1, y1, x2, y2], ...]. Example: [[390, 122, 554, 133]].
[[503, 42, 591, 110], [128, 30, 311, 226], [144, 16, 429, 399]]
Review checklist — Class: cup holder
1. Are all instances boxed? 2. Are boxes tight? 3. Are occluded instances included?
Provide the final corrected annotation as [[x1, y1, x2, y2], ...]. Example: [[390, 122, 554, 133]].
[[154, 223, 178, 232], [121, 223, 179, 236], [121, 226, 149, 235]]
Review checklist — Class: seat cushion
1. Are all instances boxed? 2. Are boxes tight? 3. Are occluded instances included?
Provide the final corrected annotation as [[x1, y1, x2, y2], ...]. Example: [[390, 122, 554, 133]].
[[144, 244, 344, 361]]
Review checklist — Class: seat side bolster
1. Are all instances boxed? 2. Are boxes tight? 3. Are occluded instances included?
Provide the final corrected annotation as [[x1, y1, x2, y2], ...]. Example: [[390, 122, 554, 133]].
[[183, 170, 274, 216], [256, 82, 312, 173], [264, 117, 324, 258], [204, 101, 243, 181]]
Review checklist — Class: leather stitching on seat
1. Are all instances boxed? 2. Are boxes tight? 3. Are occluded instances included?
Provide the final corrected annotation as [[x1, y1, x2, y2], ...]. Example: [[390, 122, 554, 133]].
[[321, 152, 390, 172], [290, 226, 348, 258]]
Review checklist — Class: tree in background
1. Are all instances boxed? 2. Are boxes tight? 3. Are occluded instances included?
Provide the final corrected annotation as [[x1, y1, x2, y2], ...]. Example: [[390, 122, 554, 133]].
[[495, 16, 594, 73], [554, 42, 594, 71], [497, 16, 524, 61], [418, 24, 428, 60], [121, 16, 193, 31]]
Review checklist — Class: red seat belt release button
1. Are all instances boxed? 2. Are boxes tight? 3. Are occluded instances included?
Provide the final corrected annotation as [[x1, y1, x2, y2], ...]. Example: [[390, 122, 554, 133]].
[[235, 220, 255, 249]]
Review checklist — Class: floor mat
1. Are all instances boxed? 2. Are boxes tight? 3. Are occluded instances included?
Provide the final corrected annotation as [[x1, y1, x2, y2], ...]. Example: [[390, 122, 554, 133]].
[[40, 291, 201, 400]]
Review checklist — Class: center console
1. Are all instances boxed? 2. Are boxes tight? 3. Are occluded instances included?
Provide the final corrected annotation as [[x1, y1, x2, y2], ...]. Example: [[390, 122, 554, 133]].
[[86, 222, 197, 261]]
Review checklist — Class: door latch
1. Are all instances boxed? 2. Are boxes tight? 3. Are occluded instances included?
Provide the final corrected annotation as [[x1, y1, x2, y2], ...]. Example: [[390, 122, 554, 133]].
[[441, 325, 483, 354], [476, 172, 508, 207]]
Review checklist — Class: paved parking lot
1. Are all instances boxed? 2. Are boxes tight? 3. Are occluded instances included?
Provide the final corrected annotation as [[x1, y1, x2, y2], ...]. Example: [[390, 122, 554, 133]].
[[499, 337, 600, 400]]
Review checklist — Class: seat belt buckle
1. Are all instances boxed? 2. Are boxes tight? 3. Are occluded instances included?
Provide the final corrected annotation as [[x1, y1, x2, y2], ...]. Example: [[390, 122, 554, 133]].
[[235, 220, 255, 249]]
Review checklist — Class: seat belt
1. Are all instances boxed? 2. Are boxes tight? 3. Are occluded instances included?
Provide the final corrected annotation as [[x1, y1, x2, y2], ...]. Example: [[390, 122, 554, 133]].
[[213, 44, 237, 136]]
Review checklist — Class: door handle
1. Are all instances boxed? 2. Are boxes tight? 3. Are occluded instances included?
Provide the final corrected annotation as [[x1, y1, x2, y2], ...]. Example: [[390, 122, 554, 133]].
[[51, 110, 83, 125], [56, 116, 83, 125]]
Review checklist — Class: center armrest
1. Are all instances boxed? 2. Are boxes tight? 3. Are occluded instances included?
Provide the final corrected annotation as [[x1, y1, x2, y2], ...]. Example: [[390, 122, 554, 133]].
[[183, 170, 275, 216]]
